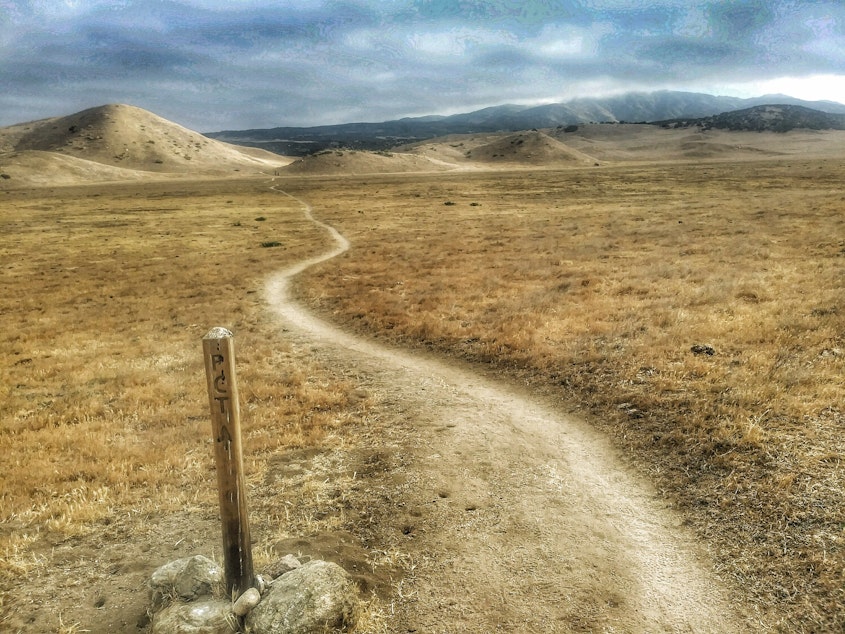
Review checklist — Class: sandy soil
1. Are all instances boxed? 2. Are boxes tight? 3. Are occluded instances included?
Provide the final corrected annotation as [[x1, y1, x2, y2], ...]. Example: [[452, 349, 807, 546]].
[[263, 183, 766, 633]]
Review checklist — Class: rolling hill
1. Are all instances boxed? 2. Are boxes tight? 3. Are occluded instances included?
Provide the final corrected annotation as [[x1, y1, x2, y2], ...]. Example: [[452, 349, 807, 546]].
[[282, 148, 453, 175], [283, 130, 598, 174], [0, 104, 290, 187], [207, 91, 845, 155], [4, 101, 845, 185], [463, 130, 596, 165], [398, 123, 845, 167]]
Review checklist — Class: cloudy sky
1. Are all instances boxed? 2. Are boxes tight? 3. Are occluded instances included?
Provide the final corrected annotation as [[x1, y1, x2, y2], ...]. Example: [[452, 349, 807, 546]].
[[2, 1, 844, 131]]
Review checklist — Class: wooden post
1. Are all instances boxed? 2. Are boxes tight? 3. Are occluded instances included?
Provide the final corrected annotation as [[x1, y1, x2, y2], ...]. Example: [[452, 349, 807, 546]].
[[202, 327, 254, 596]]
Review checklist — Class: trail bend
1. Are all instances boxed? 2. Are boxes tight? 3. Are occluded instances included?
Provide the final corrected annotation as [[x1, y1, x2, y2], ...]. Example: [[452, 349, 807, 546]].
[[264, 184, 760, 633]]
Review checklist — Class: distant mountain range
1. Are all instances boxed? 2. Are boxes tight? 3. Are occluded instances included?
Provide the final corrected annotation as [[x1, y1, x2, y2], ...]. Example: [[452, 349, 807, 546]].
[[207, 90, 845, 155], [656, 104, 845, 132]]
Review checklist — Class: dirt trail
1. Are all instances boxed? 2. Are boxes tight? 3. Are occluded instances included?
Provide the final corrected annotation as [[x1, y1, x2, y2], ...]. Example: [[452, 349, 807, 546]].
[[264, 185, 761, 633]]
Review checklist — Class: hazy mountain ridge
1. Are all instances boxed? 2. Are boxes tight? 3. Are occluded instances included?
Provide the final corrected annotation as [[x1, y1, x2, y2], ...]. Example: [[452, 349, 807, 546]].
[[656, 104, 845, 132], [207, 91, 845, 155]]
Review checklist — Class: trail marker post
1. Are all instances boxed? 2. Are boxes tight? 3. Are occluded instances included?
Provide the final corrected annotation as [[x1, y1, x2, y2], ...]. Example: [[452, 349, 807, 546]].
[[202, 327, 254, 596]]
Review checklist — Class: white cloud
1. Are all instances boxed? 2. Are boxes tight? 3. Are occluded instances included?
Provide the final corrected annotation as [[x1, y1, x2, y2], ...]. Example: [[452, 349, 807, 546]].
[[697, 74, 845, 104], [539, 36, 585, 57], [759, 75, 845, 103], [404, 26, 516, 59], [531, 23, 610, 59], [675, 6, 712, 38], [407, 30, 468, 56]]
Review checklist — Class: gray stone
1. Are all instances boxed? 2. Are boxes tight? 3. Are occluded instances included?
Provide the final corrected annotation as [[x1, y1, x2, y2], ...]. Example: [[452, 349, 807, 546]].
[[149, 555, 223, 608], [245, 560, 357, 634], [262, 553, 301, 579], [232, 587, 261, 617], [152, 599, 237, 634]]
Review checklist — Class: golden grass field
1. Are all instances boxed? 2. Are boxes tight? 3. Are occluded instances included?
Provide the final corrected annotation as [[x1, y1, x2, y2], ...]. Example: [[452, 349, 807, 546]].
[[1, 153, 844, 631], [0, 180, 400, 632], [285, 160, 845, 631]]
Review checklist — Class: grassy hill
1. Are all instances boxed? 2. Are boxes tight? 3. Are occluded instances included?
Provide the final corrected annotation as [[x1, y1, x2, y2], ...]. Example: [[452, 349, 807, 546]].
[[0, 104, 289, 186]]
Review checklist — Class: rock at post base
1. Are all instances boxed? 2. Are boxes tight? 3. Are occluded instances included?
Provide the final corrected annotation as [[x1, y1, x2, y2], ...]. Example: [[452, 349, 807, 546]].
[[149, 555, 223, 608], [245, 560, 358, 634], [233, 587, 261, 616], [262, 553, 301, 580], [152, 599, 237, 634]]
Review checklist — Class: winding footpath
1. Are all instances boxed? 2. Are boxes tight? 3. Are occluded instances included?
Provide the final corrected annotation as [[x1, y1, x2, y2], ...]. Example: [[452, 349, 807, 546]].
[[264, 183, 762, 633]]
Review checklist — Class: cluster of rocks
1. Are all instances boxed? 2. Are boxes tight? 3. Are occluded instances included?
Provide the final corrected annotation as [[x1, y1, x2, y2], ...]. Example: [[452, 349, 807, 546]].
[[148, 554, 358, 633]]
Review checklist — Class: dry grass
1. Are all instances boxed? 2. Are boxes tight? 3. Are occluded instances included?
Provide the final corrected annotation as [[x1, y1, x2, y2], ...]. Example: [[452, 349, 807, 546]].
[[0, 180, 318, 521], [4, 159, 845, 631], [0, 178, 391, 631], [289, 159, 845, 631]]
